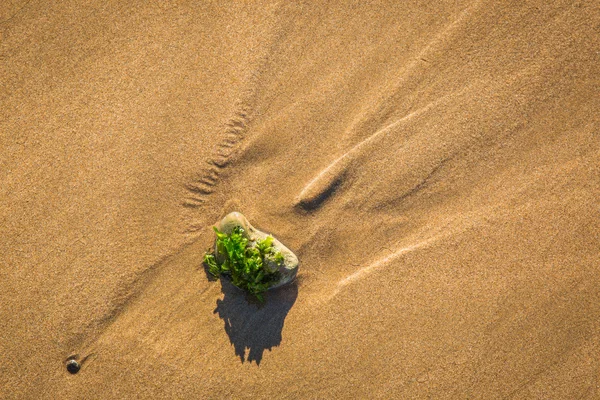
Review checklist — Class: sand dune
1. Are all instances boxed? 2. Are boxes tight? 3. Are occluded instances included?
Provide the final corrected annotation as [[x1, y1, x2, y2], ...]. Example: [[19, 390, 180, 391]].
[[1, 1, 599, 398]]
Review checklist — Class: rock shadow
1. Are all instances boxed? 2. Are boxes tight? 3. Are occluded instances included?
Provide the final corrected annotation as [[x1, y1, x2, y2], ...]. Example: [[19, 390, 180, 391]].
[[214, 279, 298, 365]]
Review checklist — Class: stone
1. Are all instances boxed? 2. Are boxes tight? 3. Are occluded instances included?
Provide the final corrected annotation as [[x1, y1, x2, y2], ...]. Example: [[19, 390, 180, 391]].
[[66, 359, 80, 374], [216, 212, 298, 289]]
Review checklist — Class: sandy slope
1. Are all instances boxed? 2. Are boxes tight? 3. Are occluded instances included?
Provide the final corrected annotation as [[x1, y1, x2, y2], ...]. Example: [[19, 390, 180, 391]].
[[1, 1, 599, 398]]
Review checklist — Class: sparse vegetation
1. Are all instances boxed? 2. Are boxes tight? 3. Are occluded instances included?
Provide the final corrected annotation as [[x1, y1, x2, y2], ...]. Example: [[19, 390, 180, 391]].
[[204, 226, 283, 301]]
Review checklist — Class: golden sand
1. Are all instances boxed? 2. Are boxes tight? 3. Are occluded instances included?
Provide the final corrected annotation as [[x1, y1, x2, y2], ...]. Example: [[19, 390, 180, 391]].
[[1, 1, 599, 398]]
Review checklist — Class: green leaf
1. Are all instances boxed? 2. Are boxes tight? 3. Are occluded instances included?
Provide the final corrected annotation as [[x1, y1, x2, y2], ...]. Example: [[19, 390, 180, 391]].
[[206, 225, 280, 301], [203, 252, 220, 277], [213, 226, 228, 240], [256, 235, 274, 254], [273, 251, 285, 263]]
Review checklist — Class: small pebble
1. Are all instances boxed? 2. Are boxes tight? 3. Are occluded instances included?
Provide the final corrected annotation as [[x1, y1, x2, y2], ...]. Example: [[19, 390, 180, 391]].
[[66, 359, 80, 374]]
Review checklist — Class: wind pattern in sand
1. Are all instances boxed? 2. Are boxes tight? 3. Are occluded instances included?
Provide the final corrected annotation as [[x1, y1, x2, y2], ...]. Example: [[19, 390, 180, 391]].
[[182, 105, 251, 209]]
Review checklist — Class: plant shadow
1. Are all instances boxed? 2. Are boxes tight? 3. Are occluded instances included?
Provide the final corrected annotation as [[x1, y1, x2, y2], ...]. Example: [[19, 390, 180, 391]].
[[214, 278, 298, 365]]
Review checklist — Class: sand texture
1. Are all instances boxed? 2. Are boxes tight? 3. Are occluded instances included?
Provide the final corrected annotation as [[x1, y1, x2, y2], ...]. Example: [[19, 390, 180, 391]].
[[1, 1, 599, 398]]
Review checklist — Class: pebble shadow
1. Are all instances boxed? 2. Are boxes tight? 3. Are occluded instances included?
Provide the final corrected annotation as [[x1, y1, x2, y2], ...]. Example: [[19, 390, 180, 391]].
[[214, 279, 298, 365]]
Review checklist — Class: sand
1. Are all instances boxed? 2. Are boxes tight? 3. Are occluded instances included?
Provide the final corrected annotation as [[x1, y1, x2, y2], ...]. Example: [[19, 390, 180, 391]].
[[1, 1, 599, 398]]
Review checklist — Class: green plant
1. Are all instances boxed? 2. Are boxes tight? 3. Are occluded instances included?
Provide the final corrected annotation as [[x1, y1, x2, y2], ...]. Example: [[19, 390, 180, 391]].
[[204, 226, 283, 301]]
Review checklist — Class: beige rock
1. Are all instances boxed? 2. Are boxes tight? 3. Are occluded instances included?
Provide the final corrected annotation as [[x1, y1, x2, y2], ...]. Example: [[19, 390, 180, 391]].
[[216, 212, 299, 289]]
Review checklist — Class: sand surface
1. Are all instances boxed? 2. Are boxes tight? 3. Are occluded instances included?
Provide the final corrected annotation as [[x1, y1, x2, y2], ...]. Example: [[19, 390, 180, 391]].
[[1, 1, 599, 398]]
